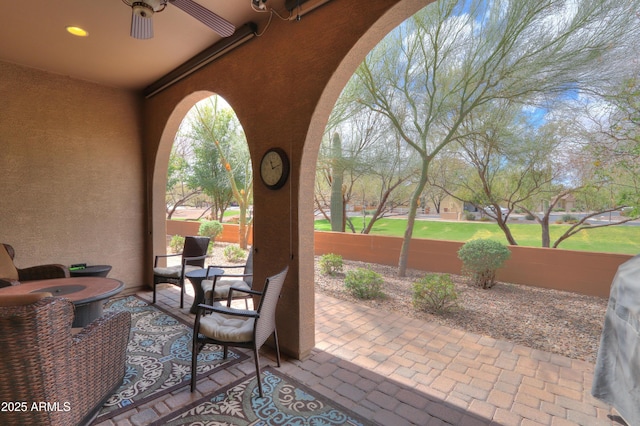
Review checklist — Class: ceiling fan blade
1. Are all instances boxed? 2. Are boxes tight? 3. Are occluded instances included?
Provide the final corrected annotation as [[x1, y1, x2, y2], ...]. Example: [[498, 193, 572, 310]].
[[170, 0, 235, 37], [131, 10, 154, 39]]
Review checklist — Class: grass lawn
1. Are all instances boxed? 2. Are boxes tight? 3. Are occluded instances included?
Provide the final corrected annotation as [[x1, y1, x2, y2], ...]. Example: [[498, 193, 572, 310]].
[[315, 218, 640, 255]]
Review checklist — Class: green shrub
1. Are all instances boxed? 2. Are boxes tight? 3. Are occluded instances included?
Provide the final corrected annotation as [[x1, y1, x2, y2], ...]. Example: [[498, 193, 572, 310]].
[[457, 239, 511, 289], [169, 235, 184, 253], [464, 212, 476, 221], [412, 273, 458, 313], [198, 220, 223, 253], [561, 214, 579, 224], [223, 245, 246, 262], [319, 253, 343, 276], [198, 220, 223, 241], [524, 213, 536, 221], [344, 267, 385, 299], [620, 207, 635, 217]]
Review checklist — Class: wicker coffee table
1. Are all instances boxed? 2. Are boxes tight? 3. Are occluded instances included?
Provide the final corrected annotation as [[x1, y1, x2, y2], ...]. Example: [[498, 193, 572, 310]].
[[0, 277, 124, 327]]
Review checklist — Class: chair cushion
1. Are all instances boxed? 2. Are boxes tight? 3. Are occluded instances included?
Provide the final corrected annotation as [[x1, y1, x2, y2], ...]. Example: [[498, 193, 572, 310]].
[[0, 245, 18, 281], [202, 279, 251, 299], [199, 311, 255, 343], [153, 264, 200, 278]]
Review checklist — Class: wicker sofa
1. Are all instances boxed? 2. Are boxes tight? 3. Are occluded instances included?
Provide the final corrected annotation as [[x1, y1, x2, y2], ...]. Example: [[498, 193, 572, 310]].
[[0, 243, 70, 288], [0, 293, 131, 425]]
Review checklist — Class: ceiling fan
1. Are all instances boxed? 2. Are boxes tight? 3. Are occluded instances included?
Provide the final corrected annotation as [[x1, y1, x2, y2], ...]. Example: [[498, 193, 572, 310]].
[[122, 0, 235, 39]]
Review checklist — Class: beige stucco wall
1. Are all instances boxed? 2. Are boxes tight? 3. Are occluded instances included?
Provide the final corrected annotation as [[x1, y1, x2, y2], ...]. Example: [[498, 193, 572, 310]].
[[0, 61, 145, 286]]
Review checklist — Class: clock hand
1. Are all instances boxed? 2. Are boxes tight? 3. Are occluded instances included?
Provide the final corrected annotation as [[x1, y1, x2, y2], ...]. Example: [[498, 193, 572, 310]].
[[270, 160, 280, 170]]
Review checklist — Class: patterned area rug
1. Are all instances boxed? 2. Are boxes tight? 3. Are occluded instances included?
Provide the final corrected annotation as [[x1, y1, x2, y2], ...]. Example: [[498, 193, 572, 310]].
[[93, 296, 248, 424], [150, 367, 373, 425]]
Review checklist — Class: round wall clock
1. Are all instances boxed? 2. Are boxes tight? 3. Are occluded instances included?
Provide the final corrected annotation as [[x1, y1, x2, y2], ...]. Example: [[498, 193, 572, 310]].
[[260, 147, 290, 190]]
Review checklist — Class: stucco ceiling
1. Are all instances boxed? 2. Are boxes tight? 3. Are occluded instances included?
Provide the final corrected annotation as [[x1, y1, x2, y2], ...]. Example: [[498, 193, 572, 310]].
[[0, 0, 294, 90]]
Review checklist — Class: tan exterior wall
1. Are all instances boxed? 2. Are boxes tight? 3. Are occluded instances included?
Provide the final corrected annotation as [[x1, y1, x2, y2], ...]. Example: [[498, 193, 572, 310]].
[[315, 232, 628, 299], [0, 61, 145, 287], [439, 212, 461, 221]]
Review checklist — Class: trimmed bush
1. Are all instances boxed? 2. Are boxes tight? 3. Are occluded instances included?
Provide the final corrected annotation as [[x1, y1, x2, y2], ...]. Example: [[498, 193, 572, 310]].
[[169, 235, 184, 253], [344, 267, 385, 299], [561, 214, 579, 224], [223, 244, 246, 262], [457, 239, 511, 289], [319, 253, 343, 276], [413, 273, 458, 313], [198, 220, 223, 242], [198, 220, 223, 253]]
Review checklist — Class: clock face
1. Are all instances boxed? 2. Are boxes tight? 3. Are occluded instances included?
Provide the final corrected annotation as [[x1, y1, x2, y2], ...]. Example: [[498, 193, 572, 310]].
[[260, 148, 289, 189]]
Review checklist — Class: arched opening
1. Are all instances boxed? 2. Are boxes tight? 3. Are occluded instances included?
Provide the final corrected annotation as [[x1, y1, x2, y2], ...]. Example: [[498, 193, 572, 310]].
[[300, 0, 636, 368], [151, 91, 253, 269], [153, 91, 210, 268], [299, 0, 428, 353]]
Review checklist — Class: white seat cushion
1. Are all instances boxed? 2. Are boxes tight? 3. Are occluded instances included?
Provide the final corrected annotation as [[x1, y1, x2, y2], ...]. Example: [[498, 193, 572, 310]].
[[153, 264, 200, 278], [202, 279, 251, 300], [199, 311, 255, 343]]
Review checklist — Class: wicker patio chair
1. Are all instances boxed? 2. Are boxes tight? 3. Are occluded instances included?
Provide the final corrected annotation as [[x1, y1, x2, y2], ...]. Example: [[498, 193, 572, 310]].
[[153, 235, 210, 309], [0, 293, 131, 426], [191, 266, 288, 397], [0, 243, 70, 288], [201, 248, 254, 308]]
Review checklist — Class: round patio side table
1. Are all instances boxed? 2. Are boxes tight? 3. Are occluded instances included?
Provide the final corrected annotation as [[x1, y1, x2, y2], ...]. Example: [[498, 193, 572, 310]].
[[70, 265, 112, 278], [186, 267, 224, 314]]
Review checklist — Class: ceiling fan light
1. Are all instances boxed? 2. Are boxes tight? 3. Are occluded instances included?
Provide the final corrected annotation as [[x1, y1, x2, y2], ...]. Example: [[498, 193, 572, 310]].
[[131, 7, 154, 39], [132, 2, 155, 18]]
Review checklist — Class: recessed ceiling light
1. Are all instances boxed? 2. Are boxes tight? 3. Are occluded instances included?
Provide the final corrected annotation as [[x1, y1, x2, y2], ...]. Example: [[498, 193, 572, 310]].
[[66, 26, 89, 37]]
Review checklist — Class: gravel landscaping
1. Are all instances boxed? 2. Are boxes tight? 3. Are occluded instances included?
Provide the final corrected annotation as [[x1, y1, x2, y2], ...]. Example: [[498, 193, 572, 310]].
[[314, 257, 609, 364]]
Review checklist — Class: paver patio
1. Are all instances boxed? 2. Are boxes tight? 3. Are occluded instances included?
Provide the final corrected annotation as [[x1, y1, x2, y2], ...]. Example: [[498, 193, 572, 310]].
[[95, 286, 621, 425]]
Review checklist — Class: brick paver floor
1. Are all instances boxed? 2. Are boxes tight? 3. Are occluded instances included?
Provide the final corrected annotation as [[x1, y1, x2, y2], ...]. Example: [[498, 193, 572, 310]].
[[95, 286, 622, 426]]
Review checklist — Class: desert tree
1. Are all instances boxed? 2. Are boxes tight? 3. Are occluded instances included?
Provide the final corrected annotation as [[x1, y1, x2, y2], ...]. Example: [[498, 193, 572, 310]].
[[165, 140, 201, 219], [318, 84, 415, 233], [353, 0, 638, 275], [182, 96, 253, 248]]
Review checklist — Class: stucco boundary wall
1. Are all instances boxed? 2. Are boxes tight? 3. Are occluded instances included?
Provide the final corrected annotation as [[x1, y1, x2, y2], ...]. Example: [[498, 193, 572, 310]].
[[167, 221, 629, 299], [314, 231, 630, 299], [166, 220, 253, 244]]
